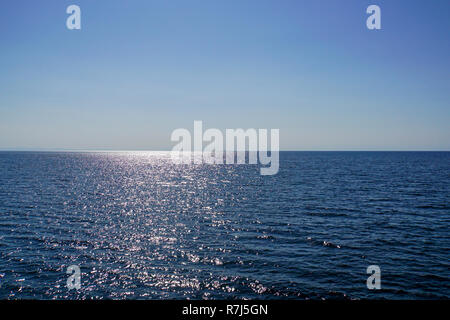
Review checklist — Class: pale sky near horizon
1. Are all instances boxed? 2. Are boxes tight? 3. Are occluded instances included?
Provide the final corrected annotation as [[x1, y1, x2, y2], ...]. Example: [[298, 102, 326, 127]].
[[1, 0, 449, 151]]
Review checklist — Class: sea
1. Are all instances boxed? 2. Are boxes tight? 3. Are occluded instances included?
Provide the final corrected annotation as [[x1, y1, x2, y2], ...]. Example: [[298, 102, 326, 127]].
[[0, 151, 448, 299]]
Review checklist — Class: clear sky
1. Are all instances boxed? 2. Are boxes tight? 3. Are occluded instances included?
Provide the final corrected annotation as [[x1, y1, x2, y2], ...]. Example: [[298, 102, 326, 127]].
[[1, 0, 449, 150]]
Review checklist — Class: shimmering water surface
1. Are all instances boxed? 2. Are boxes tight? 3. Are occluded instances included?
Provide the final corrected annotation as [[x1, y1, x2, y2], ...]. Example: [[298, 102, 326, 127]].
[[0, 151, 449, 299]]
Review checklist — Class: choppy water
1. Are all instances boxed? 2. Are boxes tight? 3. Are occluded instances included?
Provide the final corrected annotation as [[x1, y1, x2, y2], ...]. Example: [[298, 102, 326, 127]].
[[0, 151, 449, 299]]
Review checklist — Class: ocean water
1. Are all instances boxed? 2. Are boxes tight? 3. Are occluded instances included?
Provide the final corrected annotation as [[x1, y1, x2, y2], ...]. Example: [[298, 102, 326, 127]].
[[0, 151, 449, 299]]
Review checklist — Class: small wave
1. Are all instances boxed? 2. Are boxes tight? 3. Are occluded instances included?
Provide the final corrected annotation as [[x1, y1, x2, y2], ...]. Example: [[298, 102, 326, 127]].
[[306, 237, 342, 249], [256, 234, 275, 240]]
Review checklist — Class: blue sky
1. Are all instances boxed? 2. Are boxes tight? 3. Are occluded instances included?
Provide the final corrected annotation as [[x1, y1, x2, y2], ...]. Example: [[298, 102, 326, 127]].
[[1, 0, 449, 150]]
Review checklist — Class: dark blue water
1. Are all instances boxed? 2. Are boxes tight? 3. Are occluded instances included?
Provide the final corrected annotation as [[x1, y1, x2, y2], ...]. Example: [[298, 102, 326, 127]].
[[0, 151, 449, 299]]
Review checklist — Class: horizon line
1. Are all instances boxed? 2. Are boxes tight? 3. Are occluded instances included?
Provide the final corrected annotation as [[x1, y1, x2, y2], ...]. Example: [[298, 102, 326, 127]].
[[0, 149, 449, 152]]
